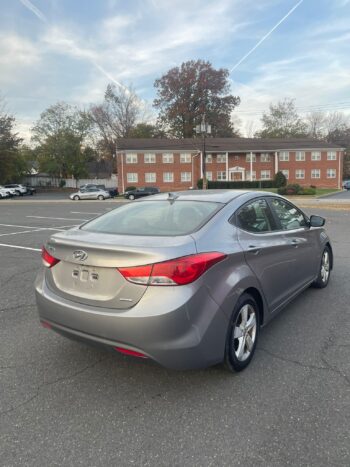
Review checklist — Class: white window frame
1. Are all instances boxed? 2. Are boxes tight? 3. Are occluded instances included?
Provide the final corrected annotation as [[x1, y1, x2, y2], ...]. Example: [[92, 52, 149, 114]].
[[163, 172, 174, 182], [279, 151, 289, 162], [180, 153, 191, 163], [181, 172, 191, 182], [327, 151, 337, 161], [295, 169, 305, 179], [144, 153, 156, 163], [126, 153, 138, 164], [206, 171, 212, 181], [127, 173, 138, 183], [311, 151, 321, 161], [246, 170, 257, 181], [217, 171, 227, 181], [327, 168, 336, 178], [162, 153, 174, 163], [295, 151, 305, 161], [246, 153, 256, 162], [260, 153, 270, 162], [205, 154, 212, 164], [260, 170, 271, 180], [311, 169, 321, 179], [217, 154, 227, 163], [145, 172, 156, 183], [281, 169, 289, 179]]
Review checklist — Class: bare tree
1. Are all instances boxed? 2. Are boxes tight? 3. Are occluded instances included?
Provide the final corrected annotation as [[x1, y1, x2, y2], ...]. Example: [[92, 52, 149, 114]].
[[324, 111, 349, 138], [244, 120, 256, 138], [305, 111, 326, 139], [89, 84, 143, 157]]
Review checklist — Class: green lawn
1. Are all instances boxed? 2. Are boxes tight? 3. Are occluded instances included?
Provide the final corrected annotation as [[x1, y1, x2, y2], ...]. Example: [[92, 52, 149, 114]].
[[244, 187, 341, 197]]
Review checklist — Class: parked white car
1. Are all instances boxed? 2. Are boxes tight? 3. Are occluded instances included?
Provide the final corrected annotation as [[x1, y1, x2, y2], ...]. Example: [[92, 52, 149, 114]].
[[0, 185, 17, 196], [69, 187, 111, 201], [0, 188, 10, 199], [4, 184, 27, 195]]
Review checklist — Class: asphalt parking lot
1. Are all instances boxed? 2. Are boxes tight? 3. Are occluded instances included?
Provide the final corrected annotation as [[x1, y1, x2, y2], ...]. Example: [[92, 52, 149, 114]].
[[0, 199, 349, 466]]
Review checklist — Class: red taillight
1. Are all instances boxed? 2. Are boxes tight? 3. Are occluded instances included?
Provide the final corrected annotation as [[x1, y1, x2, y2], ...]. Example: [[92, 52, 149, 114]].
[[41, 246, 60, 268], [118, 252, 226, 286], [114, 346, 148, 358], [40, 320, 52, 329]]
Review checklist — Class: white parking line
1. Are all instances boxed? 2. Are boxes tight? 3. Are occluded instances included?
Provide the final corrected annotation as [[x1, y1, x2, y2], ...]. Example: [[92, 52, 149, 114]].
[[0, 227, 67, 237], [27, 215, 89, 221], [0, 243, 41, 252], [70, 211, 100, 215], [0, 223, 48, 229]]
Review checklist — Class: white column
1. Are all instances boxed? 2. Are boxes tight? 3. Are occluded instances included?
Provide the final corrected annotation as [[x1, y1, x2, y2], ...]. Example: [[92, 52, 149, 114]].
[[275, 151, 278, 174], [200, 152, 203, 178], [120, 152, 125, 193], [250, 151, 253, 181], [226, 152, 229, 181]]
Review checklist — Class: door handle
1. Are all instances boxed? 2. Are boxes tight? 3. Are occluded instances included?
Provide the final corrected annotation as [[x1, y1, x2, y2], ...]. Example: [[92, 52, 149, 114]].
[[290, 238, 300, 247], [248, 245, 261, 254]]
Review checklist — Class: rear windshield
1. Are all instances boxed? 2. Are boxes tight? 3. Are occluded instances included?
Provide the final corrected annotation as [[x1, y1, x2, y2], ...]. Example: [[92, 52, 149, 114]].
[[81, 200, 221, 236]]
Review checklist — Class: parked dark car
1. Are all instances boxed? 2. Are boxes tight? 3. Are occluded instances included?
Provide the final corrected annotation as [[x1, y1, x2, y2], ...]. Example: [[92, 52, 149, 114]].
[[343, 181, 350, 190], [24, 185, 36, 195], [124, 187, 160, 200]]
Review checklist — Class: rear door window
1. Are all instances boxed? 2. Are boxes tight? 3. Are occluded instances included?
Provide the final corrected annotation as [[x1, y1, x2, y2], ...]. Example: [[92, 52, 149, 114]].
[[235, 199, 275, 233]]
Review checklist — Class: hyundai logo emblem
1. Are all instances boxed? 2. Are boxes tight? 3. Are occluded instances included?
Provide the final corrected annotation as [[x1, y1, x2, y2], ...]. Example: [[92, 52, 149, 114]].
[[73, 250, 88, 261]]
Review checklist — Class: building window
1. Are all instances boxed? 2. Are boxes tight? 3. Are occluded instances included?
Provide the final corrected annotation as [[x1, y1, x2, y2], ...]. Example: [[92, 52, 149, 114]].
[[145, 173, 156, 183], [327, 151, 337, 160], [126, 153, 138, 164], [311, 151, 321, 161], [246, 171, 257, 181], [327, 169, 336, 178], [144, 153, 156, 163], [181, 172, 191, 182], [279, 151, 289, 161], [206, 171, 213, 181], [260, 170, 271, 180], [311, 169, 321, 179], [205, 154, 212, 163], [217, 171, 227, 181], [246, 153, 256, 162], [163, 172, 174, 182], [162, 153, 174, 163], [281, 170, 289, 179], [127, 173, 138, 183], [260, 153, 270, 162], [217, 154, 227, 163], [180, 153, 191, 163], [295, 169, 305, 179], [295, 151, 305, 161]]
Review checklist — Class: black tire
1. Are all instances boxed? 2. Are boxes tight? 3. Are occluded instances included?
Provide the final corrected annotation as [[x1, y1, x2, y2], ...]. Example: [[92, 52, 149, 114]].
[[73, 195, 80, 201], [225, 293, 260, 373], [97, 195, 104, 200], [312, 246, 331, 289]]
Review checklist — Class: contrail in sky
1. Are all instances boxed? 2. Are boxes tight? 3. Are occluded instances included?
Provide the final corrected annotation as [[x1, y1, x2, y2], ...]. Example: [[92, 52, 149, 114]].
[[230, 0, 304, 73], [19, 0, 126, 91]]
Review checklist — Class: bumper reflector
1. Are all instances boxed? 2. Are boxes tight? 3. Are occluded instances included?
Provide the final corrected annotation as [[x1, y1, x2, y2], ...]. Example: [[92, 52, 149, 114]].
[[114, 346, 148, 358]]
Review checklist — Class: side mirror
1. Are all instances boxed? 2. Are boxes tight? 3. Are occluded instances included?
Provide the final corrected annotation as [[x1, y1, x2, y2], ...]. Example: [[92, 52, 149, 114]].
[[309, 215, 325, 227]]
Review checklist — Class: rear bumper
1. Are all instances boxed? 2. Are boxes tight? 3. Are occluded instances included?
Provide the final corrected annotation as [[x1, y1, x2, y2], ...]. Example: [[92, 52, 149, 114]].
[[35, 271, 229, 370]]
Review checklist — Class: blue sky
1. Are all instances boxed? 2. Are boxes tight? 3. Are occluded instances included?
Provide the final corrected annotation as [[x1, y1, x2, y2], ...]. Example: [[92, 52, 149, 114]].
[[1, 0, 350, 139]]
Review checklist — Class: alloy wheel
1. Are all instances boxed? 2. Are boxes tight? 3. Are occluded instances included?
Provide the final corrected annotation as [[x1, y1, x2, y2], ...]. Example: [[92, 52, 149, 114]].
[[321, 250, 330, 283], [233, 304, 257, 362]]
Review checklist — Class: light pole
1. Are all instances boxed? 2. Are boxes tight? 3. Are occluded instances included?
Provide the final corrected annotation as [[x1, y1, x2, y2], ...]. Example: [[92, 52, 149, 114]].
[[195, 115, 211, 190]]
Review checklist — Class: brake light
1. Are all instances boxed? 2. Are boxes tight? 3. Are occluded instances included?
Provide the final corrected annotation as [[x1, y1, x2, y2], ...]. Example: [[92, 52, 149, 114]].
[[114, 347, 148, 358], [41, 246, 60, 268], [118, 252, 226, 286]]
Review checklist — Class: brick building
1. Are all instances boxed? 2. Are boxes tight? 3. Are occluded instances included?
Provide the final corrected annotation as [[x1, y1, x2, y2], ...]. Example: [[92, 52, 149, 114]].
[[116, 138, 345, 192]]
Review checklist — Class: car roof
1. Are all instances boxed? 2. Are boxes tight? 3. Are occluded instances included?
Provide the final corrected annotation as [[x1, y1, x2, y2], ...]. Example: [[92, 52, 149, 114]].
[[138, 189, 276, 204]]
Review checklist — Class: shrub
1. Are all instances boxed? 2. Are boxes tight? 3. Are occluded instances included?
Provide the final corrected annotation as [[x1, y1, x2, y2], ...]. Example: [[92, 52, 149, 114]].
[[207, 180, 275, 189], [300, 187, 316, 195], [59, 179, 66, 188], [274, 171, 287, 188], [310, 185, 316, 189], [125, 186, 136, 192], [277, 186, 287, 195], [197, 178, 203, 189]]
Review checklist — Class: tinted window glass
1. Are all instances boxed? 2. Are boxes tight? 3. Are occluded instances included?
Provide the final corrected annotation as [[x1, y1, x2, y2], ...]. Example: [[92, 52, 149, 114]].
[[270, 198, 307, 230], [81, 200, 221, 236], [236, 199, 273, 233]]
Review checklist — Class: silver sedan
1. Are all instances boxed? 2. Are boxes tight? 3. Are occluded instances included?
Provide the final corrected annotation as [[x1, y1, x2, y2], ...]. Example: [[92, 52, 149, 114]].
[[36, 190, 332, 372], [69, 187, 111, 200]]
